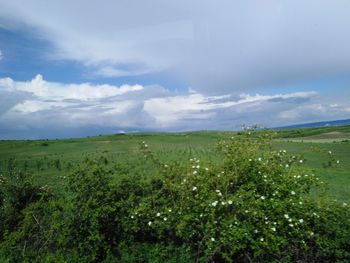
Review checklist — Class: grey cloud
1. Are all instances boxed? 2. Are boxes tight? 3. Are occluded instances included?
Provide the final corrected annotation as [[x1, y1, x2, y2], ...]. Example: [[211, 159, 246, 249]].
[[1, 1, 350, 94]]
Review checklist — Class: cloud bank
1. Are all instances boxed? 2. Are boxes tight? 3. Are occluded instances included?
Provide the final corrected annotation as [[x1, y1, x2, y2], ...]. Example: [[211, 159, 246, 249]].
[[1, 75, 349, 139], [1, 0, 350, 93]]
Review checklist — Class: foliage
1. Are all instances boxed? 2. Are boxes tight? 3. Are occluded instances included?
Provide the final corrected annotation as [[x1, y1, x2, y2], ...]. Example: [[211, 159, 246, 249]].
[[0, 130, 349, 262]]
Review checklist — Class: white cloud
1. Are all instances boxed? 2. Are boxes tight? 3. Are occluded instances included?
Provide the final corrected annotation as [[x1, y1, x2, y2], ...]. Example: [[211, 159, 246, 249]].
[[2, 74, 349, 139], [2, 1, 350, 93], [6, 74, 144, 101]]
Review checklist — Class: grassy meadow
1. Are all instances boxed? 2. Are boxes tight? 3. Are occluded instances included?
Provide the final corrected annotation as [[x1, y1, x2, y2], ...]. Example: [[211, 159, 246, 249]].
[[1, 126, 349, 201], [1, 126, 350, 262]]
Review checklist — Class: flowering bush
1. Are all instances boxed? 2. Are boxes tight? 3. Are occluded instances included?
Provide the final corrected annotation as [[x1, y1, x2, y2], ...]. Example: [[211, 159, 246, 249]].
[[123, 131, 350, 262]]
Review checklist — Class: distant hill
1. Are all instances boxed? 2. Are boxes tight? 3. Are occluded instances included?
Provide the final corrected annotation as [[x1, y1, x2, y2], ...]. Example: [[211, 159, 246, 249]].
[[279, 119, 350, 129]]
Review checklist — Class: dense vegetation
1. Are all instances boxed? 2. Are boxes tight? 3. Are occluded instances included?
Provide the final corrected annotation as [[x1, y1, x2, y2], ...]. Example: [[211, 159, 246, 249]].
[[0, 128, 349, 262]]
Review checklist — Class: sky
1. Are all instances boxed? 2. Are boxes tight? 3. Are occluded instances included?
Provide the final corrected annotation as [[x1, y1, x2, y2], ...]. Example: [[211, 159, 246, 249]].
[[0, 0, 350, 139]]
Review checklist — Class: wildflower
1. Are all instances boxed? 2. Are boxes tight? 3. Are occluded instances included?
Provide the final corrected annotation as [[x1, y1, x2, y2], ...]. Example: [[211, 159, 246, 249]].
[[144, 144, 148, 147], [271, 227, 276, 232], [196, 165, 200, 169], [221, 201, 226, 205], [284, 214, 289, 219], [299, 219, 304, 223], [285, 164, 289, 168], [291, 191, 295, 195], [211, 238, 215, 242], [192, 186, 197, 191], [289, 224, 294, 227], [168, 209, 172, 212], [261, 196, 266, 200], [211, 201, 218, 207], [205, 167, 209, 171], [156, 212, 161, 217], [260, 238, 264, 242], [131, 215, 134, 219], [299, 201, 303, 205], [228, 200, 233, 205], [193, 171, 198, 175], [336, 160, 340, 164], [164, 164, 168, 168], [148, 221, 152, 226], [299, 160, 303, 163], [245, 210, 249, 213], [258, 157, 262, 161], [163, 217, 167, 221], [328, 151, 332, 154], [309, 231, 314, 236]]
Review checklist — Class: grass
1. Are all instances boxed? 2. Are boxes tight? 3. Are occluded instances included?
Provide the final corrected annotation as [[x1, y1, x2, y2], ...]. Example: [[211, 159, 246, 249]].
[[0, 126, 349, 201]]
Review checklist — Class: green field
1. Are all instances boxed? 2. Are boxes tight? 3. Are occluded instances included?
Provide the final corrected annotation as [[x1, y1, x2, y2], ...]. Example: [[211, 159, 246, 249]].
[[1, 126, 349, 201], [1, 126, 350, 262]]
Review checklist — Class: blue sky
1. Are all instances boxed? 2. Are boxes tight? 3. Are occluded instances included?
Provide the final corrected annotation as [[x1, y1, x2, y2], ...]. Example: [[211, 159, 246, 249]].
[[0, 0, 350, 139]]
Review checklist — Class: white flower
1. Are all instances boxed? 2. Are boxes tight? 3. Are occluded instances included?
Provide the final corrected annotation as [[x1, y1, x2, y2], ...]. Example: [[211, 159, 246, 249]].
[[260, 196, 265, 200], [164, 164, 168, 168], [285, 164, 289, 168], [192, 165, 196, 168], [192, 186, 197, 191], [249, 159, 252, 162], [336, 160, 340, 164], [245, 210, 249, 213], [328, 151, 332, 154], [258, 157, 262, 161], [156, 212, 161, 217], [205, 167, 209, 171], [260, 238, 264, 242], [144, 144, 148, 147], [289, 224, 294, 227], [131, 215, 134, 219], [221, 201, 226, 205], [299, 160, 303, 163], [291, 191, 295, 195], [271, 227, 276, 232], [284, 214, 289, 219], [193, 171, 198, 175], [168, 209, 172, 212], [196, 165, 200, 169], [228, 200, 233, 205], [299, 219, 304, 223], [148, 221, 152, 226], [211, 237, 215, 242], [211, 201, 218, 207], [163, 217, 167, 221]]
